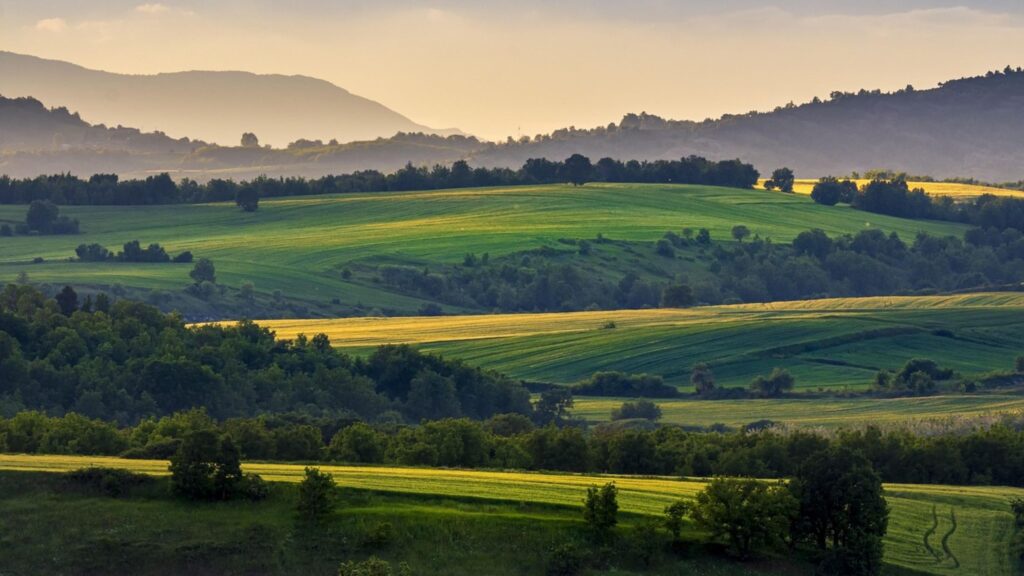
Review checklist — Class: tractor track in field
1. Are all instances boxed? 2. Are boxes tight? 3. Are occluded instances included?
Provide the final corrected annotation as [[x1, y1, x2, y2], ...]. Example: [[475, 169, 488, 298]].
[[923, 505, 941, 561], [940, 508, 959, 569]]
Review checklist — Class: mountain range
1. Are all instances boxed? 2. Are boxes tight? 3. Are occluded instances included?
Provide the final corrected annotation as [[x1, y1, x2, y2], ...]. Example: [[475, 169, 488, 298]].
[[1, 52, 1022, 182]]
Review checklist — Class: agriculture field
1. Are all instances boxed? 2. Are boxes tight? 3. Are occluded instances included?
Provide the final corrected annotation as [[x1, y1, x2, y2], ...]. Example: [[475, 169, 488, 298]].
[[257, 292, 1024, 391], [573, 396, 1024, 428], [783, 178, 1024, 199], [0, 183, 966, 313], [2, 454, 1020, 576]]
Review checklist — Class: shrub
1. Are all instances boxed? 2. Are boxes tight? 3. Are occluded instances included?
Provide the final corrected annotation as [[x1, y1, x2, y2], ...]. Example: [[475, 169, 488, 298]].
[[610, 399, 662, 421], [574, 371, 678, 398], [749, 368, 795, 397], [583, 482, 618, 542], [546, 541, 587, 576], [297, 466, 336, 524], [338, 557, 411, 576], [361, 521, 395, 550], [692, 478, 797, 558], [691, 363, 716, 395], [663, 500, 690, 542], [655, 239, 675, 258], [64, 467, 154, 497]]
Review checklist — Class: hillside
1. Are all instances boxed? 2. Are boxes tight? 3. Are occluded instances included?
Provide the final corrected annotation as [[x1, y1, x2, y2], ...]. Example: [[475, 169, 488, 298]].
[[0, 183, 967, 319], [256, 293, 1024, 390], [471, 68, 1024, 182], [0, 51, 455, 147], [3, 458, 1021, 576]]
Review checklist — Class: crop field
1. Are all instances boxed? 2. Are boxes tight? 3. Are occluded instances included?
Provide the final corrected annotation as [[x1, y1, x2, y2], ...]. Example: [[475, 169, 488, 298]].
[[256, 292, 1024, 390], [0, 183, 966, 311], [1, 453, 1020, 576], [572, 396, 1024, 428], [783, 178, 1024, 199]]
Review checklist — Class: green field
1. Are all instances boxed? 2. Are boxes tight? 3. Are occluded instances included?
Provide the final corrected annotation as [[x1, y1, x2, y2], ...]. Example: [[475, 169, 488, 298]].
[[1, 454, 1020, 576], [256, 293, 1024, 391], [0, 183, 966, 314], [572, 395, 1024, 428]]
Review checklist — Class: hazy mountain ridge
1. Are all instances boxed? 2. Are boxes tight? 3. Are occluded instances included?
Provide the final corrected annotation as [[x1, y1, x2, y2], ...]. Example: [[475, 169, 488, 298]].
[[0, 51, 456, 147], [470, 67, 1024, 181]]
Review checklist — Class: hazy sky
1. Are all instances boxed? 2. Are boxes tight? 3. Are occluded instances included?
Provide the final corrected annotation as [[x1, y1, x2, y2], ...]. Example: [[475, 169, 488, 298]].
[[3, 1, 1024, 139]]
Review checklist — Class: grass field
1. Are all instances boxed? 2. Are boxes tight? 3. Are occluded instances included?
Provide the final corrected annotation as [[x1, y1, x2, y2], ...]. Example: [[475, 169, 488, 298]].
[[2, 453, 1020, 576], [255, 292, 1024, 391], [781, 179, 1024, 199], [0, 183, 966, 312], [572, 396, 1024, 428]]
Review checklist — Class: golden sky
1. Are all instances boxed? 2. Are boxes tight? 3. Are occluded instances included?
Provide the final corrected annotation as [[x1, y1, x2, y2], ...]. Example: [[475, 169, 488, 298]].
[[3, 1, 1024, 139]]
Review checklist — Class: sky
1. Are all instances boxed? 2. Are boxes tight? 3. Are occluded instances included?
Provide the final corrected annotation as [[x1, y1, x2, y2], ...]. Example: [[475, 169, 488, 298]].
[[2, 1, 1024, 139]]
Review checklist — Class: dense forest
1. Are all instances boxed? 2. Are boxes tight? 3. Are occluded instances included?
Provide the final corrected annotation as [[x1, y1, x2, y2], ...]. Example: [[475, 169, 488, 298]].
[[0, 284, 530, 423]]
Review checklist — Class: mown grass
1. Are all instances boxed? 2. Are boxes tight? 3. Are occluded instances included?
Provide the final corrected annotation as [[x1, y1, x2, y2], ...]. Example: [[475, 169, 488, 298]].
[[0, 183, 966, 311], [1, 454, 1020, 576], [256, 293, 1024, 390], [783, 179, 1024, 199]]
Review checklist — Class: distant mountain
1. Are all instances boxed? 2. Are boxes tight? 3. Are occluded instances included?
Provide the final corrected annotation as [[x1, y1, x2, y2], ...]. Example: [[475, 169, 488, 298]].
[[0, 51, 459, 147], [470, 68, 1024, 182], [0, 94, 482, 179]]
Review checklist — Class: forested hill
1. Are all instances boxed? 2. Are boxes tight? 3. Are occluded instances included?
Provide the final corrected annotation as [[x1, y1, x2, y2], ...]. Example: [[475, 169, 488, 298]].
[[472, 68, 1024, 182]]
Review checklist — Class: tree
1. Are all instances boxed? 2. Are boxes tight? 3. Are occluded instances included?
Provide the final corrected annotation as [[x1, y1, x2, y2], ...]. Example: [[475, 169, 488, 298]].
[[610, 399, 662, 421], [695, 228, 711, 246], [561, 154, 593, 186], [655, 238, 675, 258], [190, 258, 216, 284], [297, 466, 336, 524], [750, 368, 795, 397], [664, 500, 690, 542], [235, 186, 259, 212], [26, 200, 59, 233], [691, 362, 716, 395], [791, 448, 888, 575], [55, 285, 78, 316], [661, 284, 693, 307], [240, 132, 259, 148], [731, 225, 751, 243], [583, 482, 618, 542], [764, 168, 795, 192], [533, 388, 574, 426], [692, 478, 797, 558], [168, 429, 221, 500], [811, 177, 845, 206]]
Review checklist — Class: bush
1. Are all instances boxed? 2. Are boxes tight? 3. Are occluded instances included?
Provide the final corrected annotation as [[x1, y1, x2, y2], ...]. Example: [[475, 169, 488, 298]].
[[546, 541, 587, 576], [297, 466, 336, 524], [664, 500, 690, 542], [338, 557, 412, 576], [64, 467, 154, 497], [749, 368, 795, 397], [692, 478, 797, 558], [173, 251, 194, 263], [574, 371, 678, 398], [655, 239, 675, 258], [583, 482, 618, 542], [361, 521, 395, 550], [610, 399, 662, 421]]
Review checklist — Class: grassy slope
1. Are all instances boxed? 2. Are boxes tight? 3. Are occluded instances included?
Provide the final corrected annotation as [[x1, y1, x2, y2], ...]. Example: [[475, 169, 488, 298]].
[[2, 454, 1020, 576], [0, 183, 965, 313], [255, 293, 1024, 391], [783, 179, 1024, 199]]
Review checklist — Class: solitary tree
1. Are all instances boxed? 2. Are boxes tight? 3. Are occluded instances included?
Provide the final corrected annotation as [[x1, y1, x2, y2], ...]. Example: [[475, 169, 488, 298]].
[[190, 258, 216, 284], [764, 167, 795, 192], [583, 482, 618, 542], [792, 448, 889, 575], [240, 132, 260, 147], [664, 500, 690, 542], [235, 186, 259, 212], [692, 478, 797, 558], [731, 225, 751, 243], [297, 466, 337, 525], [561, 154, 593, 186], [55, 285, 78, 316], [26, 200, 59, 233], [691, 362, 716, 395]]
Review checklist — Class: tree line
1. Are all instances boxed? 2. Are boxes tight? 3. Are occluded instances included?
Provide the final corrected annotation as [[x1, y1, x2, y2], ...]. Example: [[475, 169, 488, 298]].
[[0, 155, 759, 206], [5, 407, 1024, 489]]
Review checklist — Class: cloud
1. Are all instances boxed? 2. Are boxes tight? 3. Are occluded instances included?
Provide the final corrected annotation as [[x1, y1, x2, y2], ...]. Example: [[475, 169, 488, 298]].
[[135, 3, 170, 15], [34, 18, 68, 32]]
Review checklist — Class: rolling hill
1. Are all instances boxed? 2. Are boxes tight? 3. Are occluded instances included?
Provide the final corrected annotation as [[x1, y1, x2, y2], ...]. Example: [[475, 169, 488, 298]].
[[256, 293, 1024, 391], [0, 183, 966, 318], [0, 51, 456, 147]]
